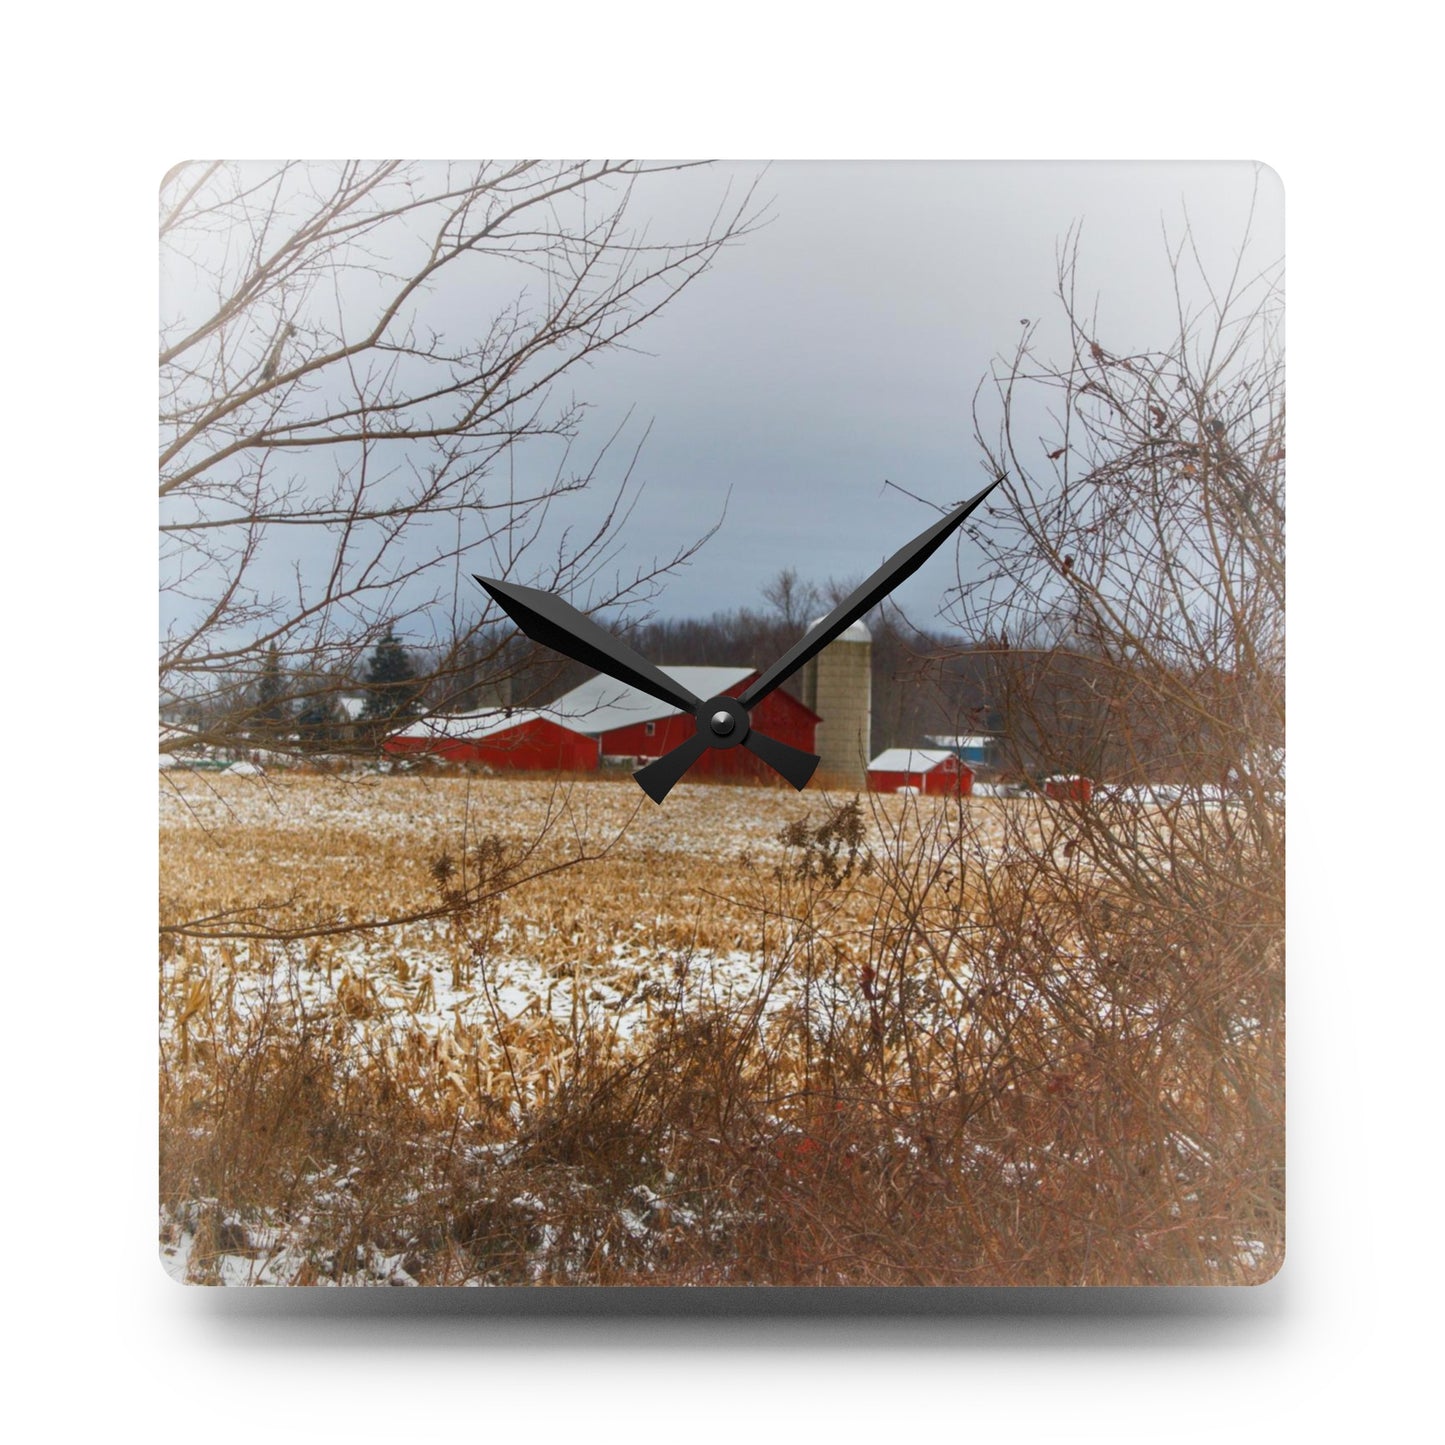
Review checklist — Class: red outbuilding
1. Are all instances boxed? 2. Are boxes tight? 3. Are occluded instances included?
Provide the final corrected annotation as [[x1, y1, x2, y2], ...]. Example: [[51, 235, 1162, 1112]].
[[1043, 774, 1094, 803], [384, 708, 598, 772], [548, 666, 820, 785], [866, 748, 974, 796]]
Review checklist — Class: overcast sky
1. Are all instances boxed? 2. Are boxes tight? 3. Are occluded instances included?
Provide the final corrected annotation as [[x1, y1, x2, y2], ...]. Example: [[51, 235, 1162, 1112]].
[[546, 159, 1282, 628], [160, 160, 1282, 658]]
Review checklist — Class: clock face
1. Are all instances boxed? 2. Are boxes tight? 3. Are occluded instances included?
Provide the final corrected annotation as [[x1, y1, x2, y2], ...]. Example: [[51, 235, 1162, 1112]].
[[160, 160, 1284, 1290]]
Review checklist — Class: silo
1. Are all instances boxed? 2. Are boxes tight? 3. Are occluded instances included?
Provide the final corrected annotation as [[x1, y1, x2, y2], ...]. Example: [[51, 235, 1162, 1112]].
[[800, 619, 872, 787]]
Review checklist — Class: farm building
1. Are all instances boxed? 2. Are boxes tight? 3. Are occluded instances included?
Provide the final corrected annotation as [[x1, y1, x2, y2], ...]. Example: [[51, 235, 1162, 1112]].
[[384, 708, 598, 772], [867, 748, 974, 796], [1043, 774, 1093, 803], [926, 733, 1001, 770], [799, 619, 872, 786], [549, 665, 820, 784]]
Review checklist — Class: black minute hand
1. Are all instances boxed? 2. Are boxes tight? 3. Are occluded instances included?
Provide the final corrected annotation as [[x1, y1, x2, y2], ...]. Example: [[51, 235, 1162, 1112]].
[[738, 476, 1003, 710], [634, 478, 1005, 803]]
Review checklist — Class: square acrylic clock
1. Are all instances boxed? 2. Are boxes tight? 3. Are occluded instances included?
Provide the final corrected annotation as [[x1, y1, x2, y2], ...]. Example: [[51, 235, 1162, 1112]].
[[159, 159, 1284, 1286]]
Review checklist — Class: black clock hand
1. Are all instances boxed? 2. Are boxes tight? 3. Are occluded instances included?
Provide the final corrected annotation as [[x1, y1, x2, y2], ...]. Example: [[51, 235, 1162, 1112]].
[[475, 576, 819, 799], [636, 478, 1004, 802], [634, 716, 819, 803], [632, 732, 712, 803], [737, 476, 1003, 709], [474, 577, 703, 714]]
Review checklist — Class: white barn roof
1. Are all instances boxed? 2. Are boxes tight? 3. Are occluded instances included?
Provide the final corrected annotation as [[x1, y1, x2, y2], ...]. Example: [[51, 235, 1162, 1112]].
[[547, 666, 754, 735], [390, 707, 569, 742], [868, 748, 959, 774]]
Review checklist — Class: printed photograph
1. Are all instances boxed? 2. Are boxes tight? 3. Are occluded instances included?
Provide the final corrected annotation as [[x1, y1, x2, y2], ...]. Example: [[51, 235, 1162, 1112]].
[[159, 159, 1284, 1286]]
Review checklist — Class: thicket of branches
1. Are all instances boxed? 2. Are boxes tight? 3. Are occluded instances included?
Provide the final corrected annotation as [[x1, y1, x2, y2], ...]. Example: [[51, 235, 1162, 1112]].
[[160, 159, 760, 753], [947, 210, 1287, 1270], [957, 215, 1284, 801]]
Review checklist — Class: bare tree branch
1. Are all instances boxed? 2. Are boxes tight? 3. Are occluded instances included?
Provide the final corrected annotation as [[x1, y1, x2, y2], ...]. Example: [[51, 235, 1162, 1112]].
[[160, 160, 764, 766]]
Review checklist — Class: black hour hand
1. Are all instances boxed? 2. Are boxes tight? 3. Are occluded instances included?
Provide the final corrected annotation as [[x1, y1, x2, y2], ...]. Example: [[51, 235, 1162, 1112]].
[[475, 576, 818, 801], [475, 577, 701, 714]]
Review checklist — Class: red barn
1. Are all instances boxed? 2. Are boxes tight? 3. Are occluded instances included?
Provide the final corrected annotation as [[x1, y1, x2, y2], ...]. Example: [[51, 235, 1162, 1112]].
[[384, 708, 598, 772], [548, 666, 820, 785], [867, 748, 974, 796], [1043, 774, 1094, 803]]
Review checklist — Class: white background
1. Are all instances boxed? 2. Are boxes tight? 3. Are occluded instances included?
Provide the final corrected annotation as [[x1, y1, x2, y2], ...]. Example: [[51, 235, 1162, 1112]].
[[7, 3, 1434, 1439]]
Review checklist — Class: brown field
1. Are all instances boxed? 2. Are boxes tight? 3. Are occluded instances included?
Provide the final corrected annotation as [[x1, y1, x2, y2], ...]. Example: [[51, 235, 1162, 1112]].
[[160, 770, 1284, 1287]]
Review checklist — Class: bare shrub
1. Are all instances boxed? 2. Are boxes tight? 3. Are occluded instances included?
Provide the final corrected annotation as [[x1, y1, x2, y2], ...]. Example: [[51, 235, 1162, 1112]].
[[161, 777, 1280, 1284]]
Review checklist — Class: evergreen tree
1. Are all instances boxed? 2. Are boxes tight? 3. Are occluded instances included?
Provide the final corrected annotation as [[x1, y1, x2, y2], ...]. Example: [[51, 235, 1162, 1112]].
[[361, 629, 421, 722], [296, 697, 338, 748], [253, 643, 289, 733]]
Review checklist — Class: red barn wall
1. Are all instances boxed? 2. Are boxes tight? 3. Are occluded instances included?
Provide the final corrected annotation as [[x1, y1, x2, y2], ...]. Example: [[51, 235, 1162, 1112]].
[[931, 759, 973, 796], [869, 759, 974, 796], [599, 680, 819, 784], [385, 717, 597, 772]]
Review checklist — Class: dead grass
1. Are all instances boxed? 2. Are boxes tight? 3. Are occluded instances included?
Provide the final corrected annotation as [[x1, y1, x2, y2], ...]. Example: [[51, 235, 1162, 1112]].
[[159, 771, 1283, 1286]]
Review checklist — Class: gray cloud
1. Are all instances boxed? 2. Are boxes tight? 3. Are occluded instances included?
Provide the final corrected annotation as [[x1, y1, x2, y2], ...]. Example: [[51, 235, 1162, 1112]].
[[161, 160, 1281, 655], [554, 159, 1282, 625]]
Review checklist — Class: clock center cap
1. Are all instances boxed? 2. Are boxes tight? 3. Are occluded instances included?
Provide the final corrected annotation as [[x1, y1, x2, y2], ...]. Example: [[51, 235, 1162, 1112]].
[[697, 694, 750, 750]]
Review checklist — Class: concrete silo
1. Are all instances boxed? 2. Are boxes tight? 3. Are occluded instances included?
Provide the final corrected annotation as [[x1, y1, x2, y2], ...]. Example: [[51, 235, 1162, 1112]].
[[799, 618, 872, 787]]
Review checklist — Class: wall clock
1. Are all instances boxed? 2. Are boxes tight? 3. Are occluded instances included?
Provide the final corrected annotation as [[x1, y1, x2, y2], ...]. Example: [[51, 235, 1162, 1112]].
[[160, 159, 1283, 1292]]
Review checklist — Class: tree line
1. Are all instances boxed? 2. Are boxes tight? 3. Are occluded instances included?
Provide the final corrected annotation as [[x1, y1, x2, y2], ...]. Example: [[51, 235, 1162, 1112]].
[[171, 589, 998, 760], [186, 572, 1270, 786]]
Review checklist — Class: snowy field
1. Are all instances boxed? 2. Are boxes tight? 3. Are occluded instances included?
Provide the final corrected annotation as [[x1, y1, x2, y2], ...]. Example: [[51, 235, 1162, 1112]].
[[159, 771, 1278, 1286], [159, 769, 1027, 1020], [160, 772, 1023, 1084]]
